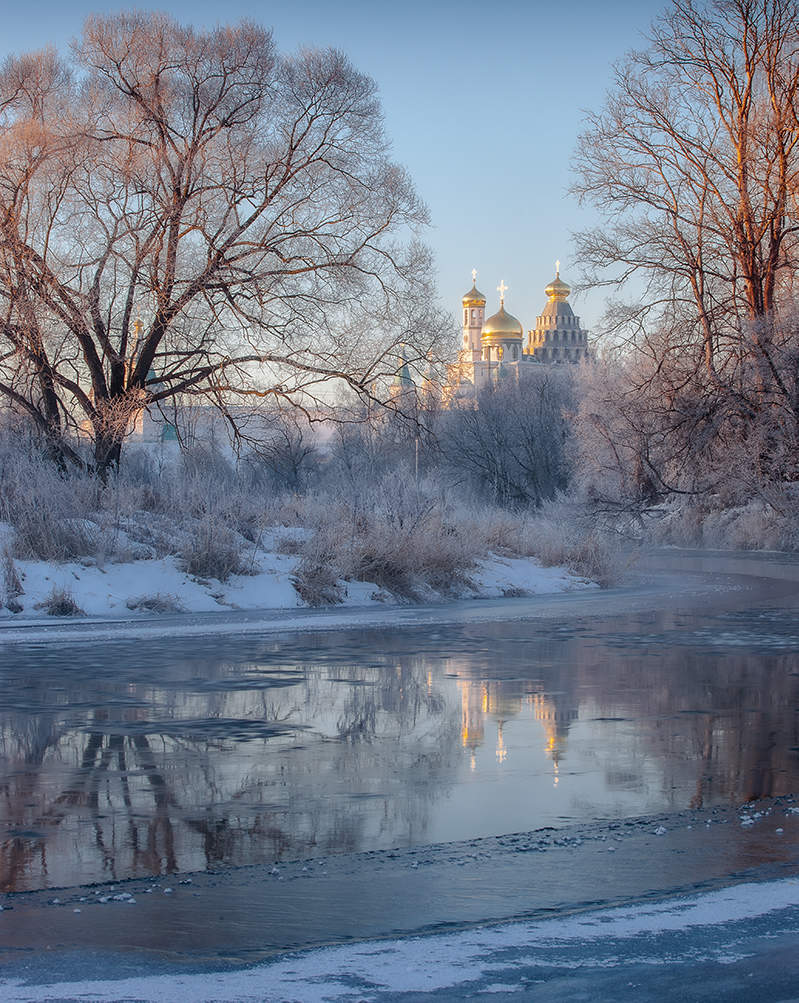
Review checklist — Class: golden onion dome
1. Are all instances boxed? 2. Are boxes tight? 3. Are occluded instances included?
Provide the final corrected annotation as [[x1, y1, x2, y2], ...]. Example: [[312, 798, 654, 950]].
[[545, 269, 571, 302], [462, 283, 486, 306], [481, 304, 523, 341]]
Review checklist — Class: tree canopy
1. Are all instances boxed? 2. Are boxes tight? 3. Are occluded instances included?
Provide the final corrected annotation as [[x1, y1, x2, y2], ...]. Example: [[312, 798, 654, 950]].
[[0, 14, 445, 472], [574, 0, 799, 496]]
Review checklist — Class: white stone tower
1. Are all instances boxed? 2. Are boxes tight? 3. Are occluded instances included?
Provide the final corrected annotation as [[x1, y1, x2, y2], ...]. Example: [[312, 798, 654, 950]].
[[461, 269, 486, 359]]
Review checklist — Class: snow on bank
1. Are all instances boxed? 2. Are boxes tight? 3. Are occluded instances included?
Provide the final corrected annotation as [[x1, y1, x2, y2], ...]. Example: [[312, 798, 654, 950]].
[[3, 878, 799, 1001], [0, 534, 594, 624], [473, 553, 595, 598]]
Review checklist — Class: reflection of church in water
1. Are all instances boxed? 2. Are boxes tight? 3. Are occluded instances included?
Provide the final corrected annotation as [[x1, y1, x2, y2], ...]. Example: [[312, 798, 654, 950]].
[[451, 265, 590, 397], [457, 676, 578, 781]]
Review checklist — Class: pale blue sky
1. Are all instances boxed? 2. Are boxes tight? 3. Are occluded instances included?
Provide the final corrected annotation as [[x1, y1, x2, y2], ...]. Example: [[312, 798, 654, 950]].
[[2, 0, 665, 334]]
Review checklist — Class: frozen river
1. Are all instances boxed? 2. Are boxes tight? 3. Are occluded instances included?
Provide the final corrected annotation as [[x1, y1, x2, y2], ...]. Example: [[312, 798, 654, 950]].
[[2, 549, 799, 998]]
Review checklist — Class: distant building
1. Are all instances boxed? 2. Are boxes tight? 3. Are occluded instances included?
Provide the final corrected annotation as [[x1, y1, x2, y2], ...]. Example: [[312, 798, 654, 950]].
[[449, 266, 590, 399], [389, 345, 418, 411]]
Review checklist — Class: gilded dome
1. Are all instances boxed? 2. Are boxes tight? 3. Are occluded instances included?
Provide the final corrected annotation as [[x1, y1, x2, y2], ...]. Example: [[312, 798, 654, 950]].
[[462, 283, 486, 306], [481, 304, 523, 341], [545, 273, 571, 302]]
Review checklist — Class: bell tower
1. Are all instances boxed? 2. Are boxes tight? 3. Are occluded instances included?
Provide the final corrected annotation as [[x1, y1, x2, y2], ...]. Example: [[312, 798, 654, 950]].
[[461, 269, 486, 355]]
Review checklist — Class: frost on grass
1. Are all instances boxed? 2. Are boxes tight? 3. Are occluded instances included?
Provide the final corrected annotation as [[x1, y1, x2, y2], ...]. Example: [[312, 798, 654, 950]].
[[177, 517, 255, 582], [292, 473, 478, 602], [0, 428, 615, 615], [1, 546, 23, 611], [125, 593, 185, 614], [34, 586, 85, 617]]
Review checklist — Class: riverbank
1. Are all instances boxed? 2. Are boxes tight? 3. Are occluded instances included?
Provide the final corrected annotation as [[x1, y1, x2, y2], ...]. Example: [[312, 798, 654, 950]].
[[0, 567, 716, 646], [0, 536, 594, 632]]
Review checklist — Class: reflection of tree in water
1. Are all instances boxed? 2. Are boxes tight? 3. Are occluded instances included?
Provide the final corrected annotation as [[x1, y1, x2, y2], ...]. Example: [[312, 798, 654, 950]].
[[5, 619, 798, 893], [440, 620, 799, 810], [575, 647, 799, 807], [0, 648, 460, 892], [0, 717, 187, 892]]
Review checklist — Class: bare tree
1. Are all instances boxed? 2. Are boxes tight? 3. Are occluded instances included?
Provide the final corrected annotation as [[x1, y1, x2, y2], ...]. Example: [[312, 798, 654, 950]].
[[249, 409, 320, 492], [573, 0, 799, 500], [574, 0, 799, 379], [0, 15, 447, 474], [440, 370, 574, 507]]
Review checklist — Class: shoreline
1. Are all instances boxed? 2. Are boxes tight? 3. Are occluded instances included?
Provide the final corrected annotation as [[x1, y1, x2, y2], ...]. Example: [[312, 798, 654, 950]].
[[0, 567, 752, 647], [2, 799, 799, 997]]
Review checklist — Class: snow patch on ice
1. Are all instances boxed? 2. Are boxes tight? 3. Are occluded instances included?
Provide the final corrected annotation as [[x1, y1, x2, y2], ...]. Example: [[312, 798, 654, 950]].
[[3, 878, 799, 1001]]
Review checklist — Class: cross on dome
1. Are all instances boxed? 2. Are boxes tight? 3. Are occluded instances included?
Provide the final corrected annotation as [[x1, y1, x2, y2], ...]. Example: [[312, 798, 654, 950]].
[[497, 280, 508, 306], [555, 259, 560, 277], [472, 267, 478, 283]]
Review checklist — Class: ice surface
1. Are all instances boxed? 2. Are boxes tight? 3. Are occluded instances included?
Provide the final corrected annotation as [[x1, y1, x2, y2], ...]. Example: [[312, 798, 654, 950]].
[[3, 878, 799, 1001]]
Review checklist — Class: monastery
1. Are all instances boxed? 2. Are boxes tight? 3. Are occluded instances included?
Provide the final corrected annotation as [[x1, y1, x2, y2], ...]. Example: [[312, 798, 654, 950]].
[[450, 265, 589, 396]]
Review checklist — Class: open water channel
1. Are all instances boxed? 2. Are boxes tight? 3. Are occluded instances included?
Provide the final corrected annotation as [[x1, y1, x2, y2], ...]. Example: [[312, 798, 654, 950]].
[[2, 549, 799, 991]]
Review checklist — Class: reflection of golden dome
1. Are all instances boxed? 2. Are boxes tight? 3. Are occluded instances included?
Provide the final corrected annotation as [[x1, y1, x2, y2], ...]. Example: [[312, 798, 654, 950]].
[[462, 283, 486, 306], [481, 305, 523, 341], [545, 273, 571, 302]]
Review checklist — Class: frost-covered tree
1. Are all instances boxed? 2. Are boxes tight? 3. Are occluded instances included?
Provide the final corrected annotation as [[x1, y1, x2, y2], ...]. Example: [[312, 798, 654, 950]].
[[575, 0, 799, 373], [0, 15, 446, 474], [573, 0, 799, 498], [441, 371, 574, 507]]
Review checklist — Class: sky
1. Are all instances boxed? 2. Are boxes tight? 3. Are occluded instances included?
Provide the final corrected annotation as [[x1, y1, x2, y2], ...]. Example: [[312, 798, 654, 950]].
[[1, 0, 667, 335]]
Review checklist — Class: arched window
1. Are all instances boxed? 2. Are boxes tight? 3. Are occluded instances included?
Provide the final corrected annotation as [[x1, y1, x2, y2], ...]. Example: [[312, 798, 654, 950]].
[[471, 309, 476, 322], [464, 310, 468, 325]]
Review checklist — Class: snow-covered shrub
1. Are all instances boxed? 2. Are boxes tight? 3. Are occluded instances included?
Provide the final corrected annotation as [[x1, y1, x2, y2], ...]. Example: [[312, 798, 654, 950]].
[[647, 492, 799, 552], [1, 547, 23, 610], [0, 446, 98, 560], [291, 532, 345, 605], [35, 586, 85, 617], [509, 501, 624, 587], [126, 593, 185, 614], [177, 514, 254, 582], [275, 533, 304, 555], [295, 470, 477, 600]]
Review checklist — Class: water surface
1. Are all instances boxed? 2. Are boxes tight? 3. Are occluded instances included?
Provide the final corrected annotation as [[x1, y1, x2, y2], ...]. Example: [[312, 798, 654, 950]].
[[3, 553, 799, 893]]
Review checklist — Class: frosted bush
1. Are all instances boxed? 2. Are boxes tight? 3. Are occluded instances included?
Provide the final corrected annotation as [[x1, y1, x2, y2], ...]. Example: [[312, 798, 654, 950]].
[[295, 471, 477, 601], [177, 516, 254, 582], [509, 502, 624, 587], [126, 593, 185, 614], [1, 547, 23, 610], [0, 423, 623, 610], [648, 493, 799, 552], [35, 586, 85, 617], [291, 532, 345, 605]]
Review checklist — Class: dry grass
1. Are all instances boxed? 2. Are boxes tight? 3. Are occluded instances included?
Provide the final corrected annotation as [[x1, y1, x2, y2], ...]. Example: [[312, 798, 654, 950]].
[[125, 593, 186, 614], [34, 586, 85, 617], [0, 434, 623, 610], [293, 473, 478, 601]]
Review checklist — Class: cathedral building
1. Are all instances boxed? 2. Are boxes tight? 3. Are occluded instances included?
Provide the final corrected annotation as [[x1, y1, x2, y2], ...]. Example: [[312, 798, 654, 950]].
[[451, 265, 589, 397]]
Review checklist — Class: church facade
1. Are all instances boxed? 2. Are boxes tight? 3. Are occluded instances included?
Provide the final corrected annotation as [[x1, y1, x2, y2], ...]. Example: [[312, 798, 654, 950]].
[[451, 266, 589, 396]]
